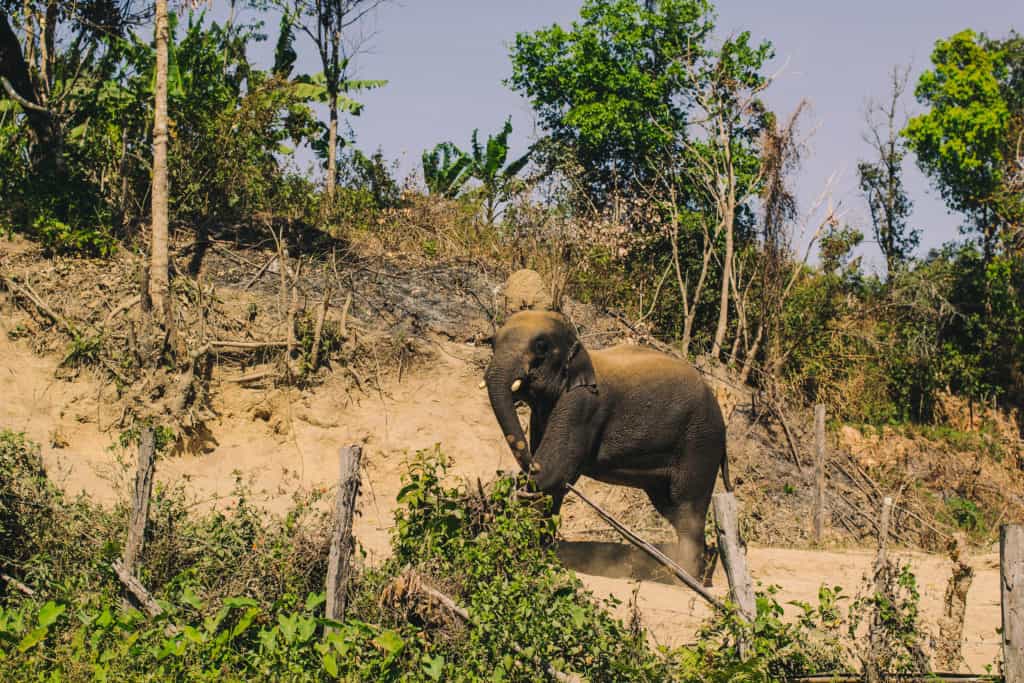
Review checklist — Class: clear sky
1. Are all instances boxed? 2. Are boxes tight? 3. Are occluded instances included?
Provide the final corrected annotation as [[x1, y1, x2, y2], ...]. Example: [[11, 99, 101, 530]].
[[218, 0, 1022, 272]]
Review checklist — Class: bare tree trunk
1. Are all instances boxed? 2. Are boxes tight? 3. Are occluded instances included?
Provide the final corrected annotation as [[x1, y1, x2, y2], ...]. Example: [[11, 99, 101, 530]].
[[325, 100, 338, 202], [711, 204, 734, 360], [149, 0, 170, 320]]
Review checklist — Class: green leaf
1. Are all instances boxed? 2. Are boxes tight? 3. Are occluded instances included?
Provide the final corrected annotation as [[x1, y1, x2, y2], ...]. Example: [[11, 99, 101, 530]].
[[180, 586, 204, 611], [231, 607, 260, 638], [37, 602, 65, 629], [422, 654, 445, 679], [305, 592, 326, 611], [373, 629, 405, 656], [323, 652, 339, 678], [182, 626, 204, 644], [17, 627, 47, 652]]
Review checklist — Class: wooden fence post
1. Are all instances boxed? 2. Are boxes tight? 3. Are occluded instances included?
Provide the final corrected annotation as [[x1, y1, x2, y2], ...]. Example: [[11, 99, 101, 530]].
[[813, 404, 826, 545], [122, 425, 156, 574], [712, 492, 756, 659], [936, 533, 974, 672], [325, 445, 363, 625], [1001, 524, 1024, 683]]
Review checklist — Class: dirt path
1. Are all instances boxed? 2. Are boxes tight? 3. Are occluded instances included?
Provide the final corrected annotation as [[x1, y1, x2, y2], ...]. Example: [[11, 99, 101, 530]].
[[0, 329, 1003, 671]]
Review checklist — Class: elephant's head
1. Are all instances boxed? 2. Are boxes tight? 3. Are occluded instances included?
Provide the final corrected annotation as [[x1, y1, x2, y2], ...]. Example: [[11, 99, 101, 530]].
[[484, 310, 596, 470]]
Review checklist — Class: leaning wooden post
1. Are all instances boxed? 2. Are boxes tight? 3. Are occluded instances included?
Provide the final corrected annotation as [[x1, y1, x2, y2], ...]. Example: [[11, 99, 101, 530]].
[[813, 404, 826, 545], [325, 445, 363, 625], [1001, 524, 1024, 683], [122, 425, 156, 574], [712, 492, 756, 660]]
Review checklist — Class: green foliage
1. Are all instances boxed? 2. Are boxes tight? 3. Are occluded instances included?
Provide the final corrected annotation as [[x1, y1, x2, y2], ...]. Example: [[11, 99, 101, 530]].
[[390, 450, 667, 681], [679, 585, 849, 681], [466, 118, 531, 225], [422, 142, 472, 198], [508, 0, 716, 202], [905, 29, 1023, 249], [945, 496, 983, 532]]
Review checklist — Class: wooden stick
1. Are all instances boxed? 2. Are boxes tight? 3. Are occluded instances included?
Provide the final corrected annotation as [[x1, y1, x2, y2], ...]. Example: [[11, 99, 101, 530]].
[[243, 255, 277, 290], [325, 445, 363, 625], [712, 492, 756, 660], [814, 404, 826, 545], [309, 288, 331, 372], [1001, 524, 1024, 683], [122, 426, 156, 574], [1, 274, 78, 336], [1, 572, 35, 596], [565, 484, 732, 615], [112, 558, 164, 618], [208, 340, 289, 349]]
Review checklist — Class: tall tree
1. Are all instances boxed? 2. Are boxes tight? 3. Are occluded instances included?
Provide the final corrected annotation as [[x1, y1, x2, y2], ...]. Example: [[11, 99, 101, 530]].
[[261, 0, 386, 203], [859, 65, 919, 278], [508, 0, 715, 208], [150, 0, 170, 317], [904, 30, 1020, 261], [684, 33, 772, 361]]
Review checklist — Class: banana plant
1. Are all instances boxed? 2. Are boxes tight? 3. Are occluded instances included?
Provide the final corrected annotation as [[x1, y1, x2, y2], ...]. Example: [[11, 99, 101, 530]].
[[422, 142, 471, 198], [467, 118, 531, 225]]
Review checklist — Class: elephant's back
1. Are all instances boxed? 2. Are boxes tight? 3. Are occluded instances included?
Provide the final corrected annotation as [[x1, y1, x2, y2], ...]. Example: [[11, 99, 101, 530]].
[[590, 345, 714, 420], [592, 344, 704, 387]]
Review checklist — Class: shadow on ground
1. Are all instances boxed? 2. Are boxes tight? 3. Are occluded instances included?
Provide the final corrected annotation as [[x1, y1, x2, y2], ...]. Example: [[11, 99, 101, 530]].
[[556, 540, 683, 584]]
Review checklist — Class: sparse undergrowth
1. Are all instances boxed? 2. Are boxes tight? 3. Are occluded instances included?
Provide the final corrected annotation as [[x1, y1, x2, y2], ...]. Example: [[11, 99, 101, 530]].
[[0, 431, 955, 681]]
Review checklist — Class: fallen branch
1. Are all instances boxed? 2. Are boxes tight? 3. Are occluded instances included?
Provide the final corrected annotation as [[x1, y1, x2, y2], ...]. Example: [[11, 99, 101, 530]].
[[103, 296, 141, 328], [224, 369, 277, 384], [766, 397, 804, 474], [112, 559, 165, 620], [1, 572, 35, 596], [243, 256, 277, 290], [1, 274, 78, 337], [309, 288, 332, 372], [565, 483, 732, 616], [209, 340, 289, 350]]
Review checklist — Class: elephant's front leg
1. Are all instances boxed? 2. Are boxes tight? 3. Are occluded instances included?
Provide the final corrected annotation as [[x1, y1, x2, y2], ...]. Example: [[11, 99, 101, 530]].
[[528, 392, 594, 525]]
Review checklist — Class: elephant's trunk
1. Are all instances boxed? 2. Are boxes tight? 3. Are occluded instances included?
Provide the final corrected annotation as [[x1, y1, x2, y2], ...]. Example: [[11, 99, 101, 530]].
[[485, 356, 531, 472]]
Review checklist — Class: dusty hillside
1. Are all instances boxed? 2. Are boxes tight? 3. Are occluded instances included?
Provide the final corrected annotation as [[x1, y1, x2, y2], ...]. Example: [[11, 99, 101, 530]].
[[0, 234, 1017, 671]]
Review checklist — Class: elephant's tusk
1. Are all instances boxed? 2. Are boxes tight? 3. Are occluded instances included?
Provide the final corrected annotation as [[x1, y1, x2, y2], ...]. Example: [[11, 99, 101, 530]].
[[478, 380, 486, 389], [510, 379, 522, 392]]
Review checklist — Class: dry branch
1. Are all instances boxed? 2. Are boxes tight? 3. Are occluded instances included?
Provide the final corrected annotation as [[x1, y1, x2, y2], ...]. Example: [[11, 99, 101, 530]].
[[1, 572, 35, 596], [112, 558, 164, 618]]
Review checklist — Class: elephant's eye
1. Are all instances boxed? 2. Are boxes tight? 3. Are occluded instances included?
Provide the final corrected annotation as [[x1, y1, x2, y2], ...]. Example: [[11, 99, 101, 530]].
[[533, 338, 549, 355]]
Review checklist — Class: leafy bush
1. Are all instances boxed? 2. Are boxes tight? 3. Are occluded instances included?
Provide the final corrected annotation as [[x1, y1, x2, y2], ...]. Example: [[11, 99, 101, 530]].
[[0, 436, 937, 680]]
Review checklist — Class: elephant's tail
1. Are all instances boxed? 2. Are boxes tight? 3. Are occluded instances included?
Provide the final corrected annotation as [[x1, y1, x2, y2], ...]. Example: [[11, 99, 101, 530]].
[[720, 447, 733, 492]]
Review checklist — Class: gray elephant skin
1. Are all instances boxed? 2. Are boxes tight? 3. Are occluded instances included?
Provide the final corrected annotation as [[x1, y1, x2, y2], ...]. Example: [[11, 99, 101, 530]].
[[484, 310, 730, 581]]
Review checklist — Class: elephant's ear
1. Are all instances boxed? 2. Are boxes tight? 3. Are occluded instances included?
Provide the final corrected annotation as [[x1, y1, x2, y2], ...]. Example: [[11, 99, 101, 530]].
[[564, 342, 597, 393]]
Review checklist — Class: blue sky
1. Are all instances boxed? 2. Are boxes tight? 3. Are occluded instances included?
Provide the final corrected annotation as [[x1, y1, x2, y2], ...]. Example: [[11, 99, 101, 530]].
[[217, 0, 1023, 272]]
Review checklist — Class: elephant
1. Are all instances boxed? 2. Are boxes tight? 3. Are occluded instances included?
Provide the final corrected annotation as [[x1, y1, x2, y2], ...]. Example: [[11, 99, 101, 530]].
[[484, 309, 731, 581]]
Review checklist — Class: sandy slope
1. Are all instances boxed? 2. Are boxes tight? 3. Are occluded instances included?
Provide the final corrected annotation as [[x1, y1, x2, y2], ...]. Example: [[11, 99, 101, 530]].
[[0, 328, 1004, 672]]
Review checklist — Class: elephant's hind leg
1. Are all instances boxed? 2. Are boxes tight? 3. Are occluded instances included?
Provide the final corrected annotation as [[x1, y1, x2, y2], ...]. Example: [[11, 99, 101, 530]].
[[644, 487, 710, 584]]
